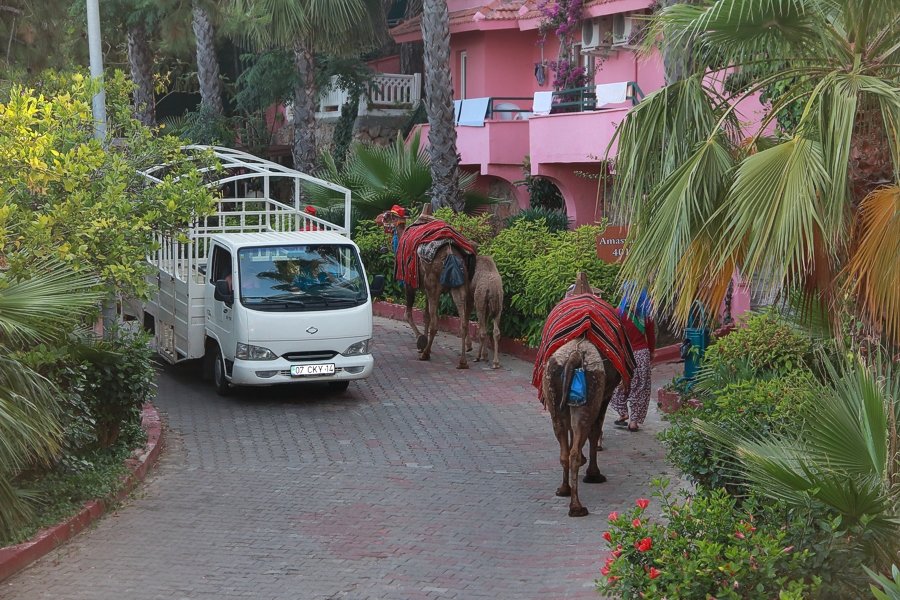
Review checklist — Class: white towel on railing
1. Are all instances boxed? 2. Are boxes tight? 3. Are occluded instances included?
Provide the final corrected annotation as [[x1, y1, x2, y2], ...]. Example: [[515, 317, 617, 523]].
[[595, 82, 630, 107], [532, 91, 554, 116], [458, 97, 491, 127]]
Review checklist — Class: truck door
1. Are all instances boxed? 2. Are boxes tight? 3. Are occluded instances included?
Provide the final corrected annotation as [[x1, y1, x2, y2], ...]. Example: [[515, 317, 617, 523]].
[[206, 244, 235, 359]]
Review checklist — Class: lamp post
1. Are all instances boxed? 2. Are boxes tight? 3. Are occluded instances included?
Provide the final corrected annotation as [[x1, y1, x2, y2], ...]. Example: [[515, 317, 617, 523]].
[[86, 0, 106, 140]]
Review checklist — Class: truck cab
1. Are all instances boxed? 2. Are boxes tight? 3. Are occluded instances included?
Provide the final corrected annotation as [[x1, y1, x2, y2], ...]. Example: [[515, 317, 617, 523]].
[[204, 232, 373, 393]]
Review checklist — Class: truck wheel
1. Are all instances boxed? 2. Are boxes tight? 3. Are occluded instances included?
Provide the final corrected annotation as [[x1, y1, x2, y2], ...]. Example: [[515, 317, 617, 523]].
[[328, 381, 350, 393], [212, 345, 232, 396]]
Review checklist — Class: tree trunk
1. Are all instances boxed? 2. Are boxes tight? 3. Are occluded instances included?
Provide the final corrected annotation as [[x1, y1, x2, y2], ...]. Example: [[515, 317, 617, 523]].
[[422, 0, 461, 212], [191, 0, 224, 116], [292, 41, 318, 174], [127, 23, 155, 127], [660, 0, 690, 84], [400, 0, 424, 77]]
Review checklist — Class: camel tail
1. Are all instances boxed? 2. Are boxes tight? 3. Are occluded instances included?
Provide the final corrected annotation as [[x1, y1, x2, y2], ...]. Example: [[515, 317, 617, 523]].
[[558, 352, 584, 413]]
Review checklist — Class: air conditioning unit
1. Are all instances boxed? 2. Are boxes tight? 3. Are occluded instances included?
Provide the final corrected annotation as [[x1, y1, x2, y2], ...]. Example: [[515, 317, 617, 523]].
[[581, 18, 602, 50], [611, 14, 634, 46]]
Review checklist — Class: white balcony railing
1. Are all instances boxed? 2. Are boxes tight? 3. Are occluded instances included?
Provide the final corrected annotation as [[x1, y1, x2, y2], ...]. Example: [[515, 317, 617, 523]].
[[314, 73, 422, 117]]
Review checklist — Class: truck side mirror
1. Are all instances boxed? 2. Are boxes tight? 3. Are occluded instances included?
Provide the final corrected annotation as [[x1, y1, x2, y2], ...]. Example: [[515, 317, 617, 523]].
[[370, 274, 386, 298], [214, 280, 234, 305]]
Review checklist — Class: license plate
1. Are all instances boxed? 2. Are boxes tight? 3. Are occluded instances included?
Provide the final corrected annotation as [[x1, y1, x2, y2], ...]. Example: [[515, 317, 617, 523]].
[[290, 363, 336, 377]]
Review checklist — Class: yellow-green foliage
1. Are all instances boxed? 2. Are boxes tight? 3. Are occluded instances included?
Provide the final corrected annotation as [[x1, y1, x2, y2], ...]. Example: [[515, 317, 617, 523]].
[[433, 207, 493, 247], [0, 71, 217, 297]]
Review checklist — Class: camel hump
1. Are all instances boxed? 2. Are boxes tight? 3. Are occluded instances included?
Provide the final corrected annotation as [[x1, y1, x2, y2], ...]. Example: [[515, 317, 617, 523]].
[[571, 272, 591, 295]]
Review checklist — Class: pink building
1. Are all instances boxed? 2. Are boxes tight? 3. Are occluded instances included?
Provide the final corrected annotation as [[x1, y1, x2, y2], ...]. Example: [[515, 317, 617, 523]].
[[390, 0, 666, 225]]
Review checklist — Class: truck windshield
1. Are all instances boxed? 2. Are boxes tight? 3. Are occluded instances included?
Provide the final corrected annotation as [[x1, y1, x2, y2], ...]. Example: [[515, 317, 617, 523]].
[[237, 244, 368, 311]]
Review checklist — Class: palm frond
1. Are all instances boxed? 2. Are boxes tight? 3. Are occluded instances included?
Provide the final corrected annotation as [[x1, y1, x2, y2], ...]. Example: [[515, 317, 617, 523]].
[[841, 185, 900, 345], [715, 134, 830, 295], [0, 262, 101, 345]]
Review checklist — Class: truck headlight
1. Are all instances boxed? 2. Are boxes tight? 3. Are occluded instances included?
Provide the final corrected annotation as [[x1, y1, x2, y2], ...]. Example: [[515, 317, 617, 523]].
[[236, 343, 278, 361], [342, 339, 371, 356]]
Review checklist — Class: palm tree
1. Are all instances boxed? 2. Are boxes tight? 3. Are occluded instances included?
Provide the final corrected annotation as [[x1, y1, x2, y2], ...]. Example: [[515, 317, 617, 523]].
[[227, 0, 386, 174], [127, 20, 156, 126], [192, 0, 225, 116], [697, 352, 900, 572], [421, 0, 462, 212], [0, 263, 100, 537], [303, 129, 490, 222], [607, 0, 900, 343]]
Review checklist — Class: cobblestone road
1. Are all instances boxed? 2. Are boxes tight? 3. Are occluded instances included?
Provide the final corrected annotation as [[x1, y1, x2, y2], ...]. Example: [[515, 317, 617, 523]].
[[3, 317, 681, 600]]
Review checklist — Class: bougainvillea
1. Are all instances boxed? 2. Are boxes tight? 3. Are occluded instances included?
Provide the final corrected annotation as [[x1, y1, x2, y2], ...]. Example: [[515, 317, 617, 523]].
[[537, 0, 588, 91]]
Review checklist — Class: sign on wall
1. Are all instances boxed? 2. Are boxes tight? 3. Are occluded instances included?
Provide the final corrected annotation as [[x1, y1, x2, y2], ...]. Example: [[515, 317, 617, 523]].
[[595, 225, 629, 263]]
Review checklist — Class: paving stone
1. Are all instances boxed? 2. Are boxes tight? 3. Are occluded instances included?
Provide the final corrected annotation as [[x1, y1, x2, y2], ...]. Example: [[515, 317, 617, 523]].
[[2, 317, 683, 599]]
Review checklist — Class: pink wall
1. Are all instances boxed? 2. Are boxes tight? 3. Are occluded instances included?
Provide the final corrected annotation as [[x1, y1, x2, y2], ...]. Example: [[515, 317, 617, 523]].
[[367, 54, 401, 74]]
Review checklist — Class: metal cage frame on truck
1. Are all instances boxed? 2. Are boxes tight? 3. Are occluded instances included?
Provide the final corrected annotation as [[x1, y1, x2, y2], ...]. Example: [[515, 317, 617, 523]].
[[137, 145, 354, 364]]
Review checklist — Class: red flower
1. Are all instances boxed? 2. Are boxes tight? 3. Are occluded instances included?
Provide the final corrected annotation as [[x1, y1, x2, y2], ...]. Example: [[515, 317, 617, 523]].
[[607, 576, 620, 583], [608, 511, 619, 521], [600, 565, 610, 576], [783, 546, 795, 554], [636, 498, 650, 510], [612, 549, 622, 558], [635, 537, 653, 552], [632, 518, 642, 528], [734, 531, 746, 540], [603, 531, 612, 542], [648, 567, 661, 580]]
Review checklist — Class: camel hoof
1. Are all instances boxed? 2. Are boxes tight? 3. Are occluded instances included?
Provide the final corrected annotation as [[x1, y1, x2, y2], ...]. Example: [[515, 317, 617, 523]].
[[457, 362, 469, 370], [555, 485, 571, 497], [416, 335, 427, 350], [569, 506, 590, 518], [583, 472, 606, 484], [492, 363, 500, 370], [474, 356, 481, 362], [418, 353, 430, 361]]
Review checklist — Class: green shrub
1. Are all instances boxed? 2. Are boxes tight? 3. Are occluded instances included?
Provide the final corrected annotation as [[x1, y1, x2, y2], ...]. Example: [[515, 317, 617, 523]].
[[433, 208, 494, 247], [697, 312, 813, 394], [79, 327, 156, 449], [505, 207, 571, 233], [598, 482, 820, 599], [660, 369, 816, 493], [512, 225, 620, 345]]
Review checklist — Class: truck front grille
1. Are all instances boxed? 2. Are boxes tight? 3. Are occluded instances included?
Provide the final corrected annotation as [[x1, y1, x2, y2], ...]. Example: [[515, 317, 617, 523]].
[[282, 350, 338, 361]]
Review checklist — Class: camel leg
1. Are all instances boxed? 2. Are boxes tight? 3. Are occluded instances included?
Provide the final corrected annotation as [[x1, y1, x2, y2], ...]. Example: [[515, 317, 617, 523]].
[[474, 309, 486, 363], [405, 286, 425, 348], [551, 414, 571, 497], [419, 292, 439, 361], [491, 315, 501, 369], [568, 421, 590, 517], [451, 286, 469, 369], [583, 418, 606, 483]]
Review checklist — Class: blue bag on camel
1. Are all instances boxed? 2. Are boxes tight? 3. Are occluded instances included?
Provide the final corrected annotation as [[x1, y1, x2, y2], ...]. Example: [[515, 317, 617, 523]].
[[440, 254, 466, 288], [568, 368, 587, 406]]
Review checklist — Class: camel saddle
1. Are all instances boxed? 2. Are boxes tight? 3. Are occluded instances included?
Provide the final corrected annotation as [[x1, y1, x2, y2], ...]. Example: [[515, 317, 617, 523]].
[[395, 219, 477, 288], [532, 293, 636, 402]]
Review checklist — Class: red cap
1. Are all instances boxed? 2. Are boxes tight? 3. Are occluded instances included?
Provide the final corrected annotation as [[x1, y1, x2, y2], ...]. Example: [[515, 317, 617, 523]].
[[390, 204, 406, 217], [304, 205, 317, 216]]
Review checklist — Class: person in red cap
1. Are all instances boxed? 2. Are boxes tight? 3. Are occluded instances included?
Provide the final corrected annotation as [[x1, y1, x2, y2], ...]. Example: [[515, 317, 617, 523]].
[[303, 205, 318, 231], [387, 205, 407, 252]]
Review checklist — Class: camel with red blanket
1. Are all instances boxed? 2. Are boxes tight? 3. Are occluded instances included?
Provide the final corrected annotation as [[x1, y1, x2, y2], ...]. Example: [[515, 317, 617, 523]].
[[387, 204, 476, 369], [533, 273, 635, 517]]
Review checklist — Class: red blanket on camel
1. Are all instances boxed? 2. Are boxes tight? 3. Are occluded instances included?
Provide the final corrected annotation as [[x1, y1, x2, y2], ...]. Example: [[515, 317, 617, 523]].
[[532, 294, 636, 402], [395, 219, 477, 288]]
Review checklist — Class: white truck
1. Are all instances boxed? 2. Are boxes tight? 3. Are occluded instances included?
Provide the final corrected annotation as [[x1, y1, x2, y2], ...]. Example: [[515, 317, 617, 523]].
[[140, 146, 374, 395]]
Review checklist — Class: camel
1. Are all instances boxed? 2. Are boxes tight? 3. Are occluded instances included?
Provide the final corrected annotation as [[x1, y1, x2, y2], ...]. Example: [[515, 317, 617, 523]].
[[385, 204, 474, 369], [534, 272, 632, 517], [472, 255, 503, 369]]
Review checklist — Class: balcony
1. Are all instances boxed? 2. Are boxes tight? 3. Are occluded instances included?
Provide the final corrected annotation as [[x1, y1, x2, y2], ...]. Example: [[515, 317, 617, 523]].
[[315, 73, 422, 118]]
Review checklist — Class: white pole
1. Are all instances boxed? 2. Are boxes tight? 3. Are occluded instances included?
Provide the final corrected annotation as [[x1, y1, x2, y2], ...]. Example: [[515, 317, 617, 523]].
[[86, 0, 107, 141]]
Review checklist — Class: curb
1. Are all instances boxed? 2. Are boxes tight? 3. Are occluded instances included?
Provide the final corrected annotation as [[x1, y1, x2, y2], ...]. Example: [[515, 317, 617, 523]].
[[372, 301, 679, 366], [0, 403, 164, 583]]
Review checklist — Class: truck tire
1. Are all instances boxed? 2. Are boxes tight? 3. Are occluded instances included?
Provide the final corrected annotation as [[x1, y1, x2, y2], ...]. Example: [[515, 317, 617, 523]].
[[212, 345, 232, 396], [328, 381, 350, 393]]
